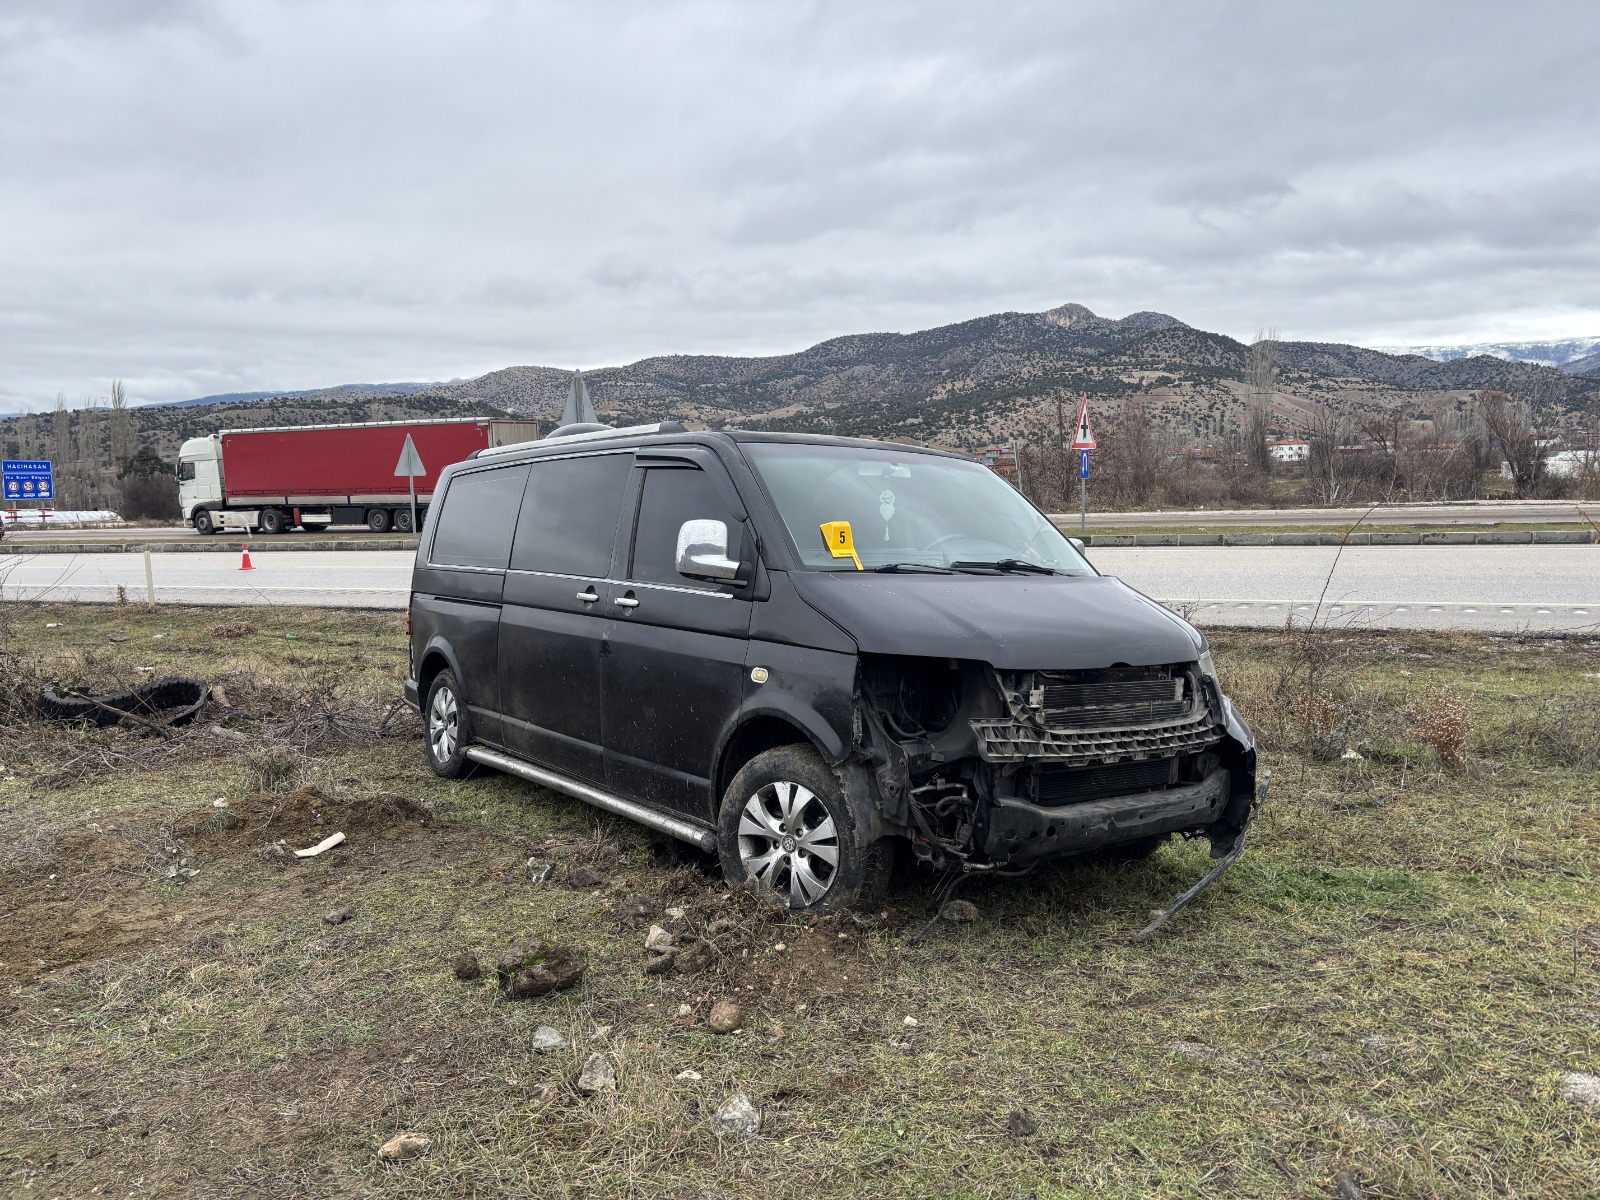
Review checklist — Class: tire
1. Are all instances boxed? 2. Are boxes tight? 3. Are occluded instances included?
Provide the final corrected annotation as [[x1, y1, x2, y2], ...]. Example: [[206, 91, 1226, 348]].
[[393, 507, 414, 533], [367, 508, 391, 533], [717, 744, 894, 915], [193, 509, 215, 535], [424, 670, 472, 778], [260, 508, 287, 535]]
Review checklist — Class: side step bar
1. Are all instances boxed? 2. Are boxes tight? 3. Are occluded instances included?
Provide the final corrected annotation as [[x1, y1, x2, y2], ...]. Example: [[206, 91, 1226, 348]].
[[463, 746, 718, 853]]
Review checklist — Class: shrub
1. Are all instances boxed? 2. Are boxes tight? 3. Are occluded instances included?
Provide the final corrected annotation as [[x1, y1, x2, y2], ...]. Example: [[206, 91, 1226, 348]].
[[1412, 688, 1471, 767]]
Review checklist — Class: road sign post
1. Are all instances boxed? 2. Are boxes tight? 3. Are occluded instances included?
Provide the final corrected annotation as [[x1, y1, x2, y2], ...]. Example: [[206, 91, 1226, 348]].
[[1079, 450, 1090, 534], [393, 435, 426, 536], [1069, 397, 1096, 533]]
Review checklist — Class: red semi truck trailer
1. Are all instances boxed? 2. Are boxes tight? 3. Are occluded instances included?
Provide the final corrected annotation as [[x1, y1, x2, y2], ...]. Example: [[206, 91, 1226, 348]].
[[177, 417, 539, 534]]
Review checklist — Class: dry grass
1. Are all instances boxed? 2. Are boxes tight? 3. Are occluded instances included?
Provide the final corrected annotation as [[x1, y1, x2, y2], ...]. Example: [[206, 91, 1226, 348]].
[[0, 605, 1597, 1198]]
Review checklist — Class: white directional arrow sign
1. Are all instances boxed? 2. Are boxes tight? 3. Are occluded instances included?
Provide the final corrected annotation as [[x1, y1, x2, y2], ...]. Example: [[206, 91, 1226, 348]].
[[393, 434, 426, 535]]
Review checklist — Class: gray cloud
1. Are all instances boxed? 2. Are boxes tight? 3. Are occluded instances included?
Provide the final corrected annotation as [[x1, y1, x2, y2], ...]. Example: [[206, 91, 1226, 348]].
[[2, 0, 1598, 409]]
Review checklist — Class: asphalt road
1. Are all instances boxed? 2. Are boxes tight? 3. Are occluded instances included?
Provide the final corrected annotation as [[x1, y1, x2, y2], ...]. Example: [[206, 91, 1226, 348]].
[[1054, 500, 1597, 528], [3, 544, 1596, 632], [3, 500, 1594, 545]]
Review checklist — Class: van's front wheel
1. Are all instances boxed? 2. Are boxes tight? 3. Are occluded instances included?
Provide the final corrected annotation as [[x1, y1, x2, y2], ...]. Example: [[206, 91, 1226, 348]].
[[717, 745, 893, 914]]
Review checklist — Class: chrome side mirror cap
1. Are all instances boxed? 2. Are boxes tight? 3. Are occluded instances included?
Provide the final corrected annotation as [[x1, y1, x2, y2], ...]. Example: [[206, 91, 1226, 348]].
[[676, 518, 741, 581]]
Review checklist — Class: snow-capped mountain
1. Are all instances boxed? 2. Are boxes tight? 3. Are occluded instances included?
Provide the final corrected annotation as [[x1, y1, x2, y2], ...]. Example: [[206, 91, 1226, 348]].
[[1389, 337, 1600, 371]]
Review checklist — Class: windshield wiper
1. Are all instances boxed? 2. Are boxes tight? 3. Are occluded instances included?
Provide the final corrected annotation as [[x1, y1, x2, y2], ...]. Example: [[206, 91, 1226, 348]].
[[950, 559, 1058, 575], [872, 562, 956, 574]]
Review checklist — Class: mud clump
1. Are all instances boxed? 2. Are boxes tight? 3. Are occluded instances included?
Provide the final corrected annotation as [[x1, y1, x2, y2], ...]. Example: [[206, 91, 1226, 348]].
[[174, 786, 432, 852], [495, 939, 588, 999]]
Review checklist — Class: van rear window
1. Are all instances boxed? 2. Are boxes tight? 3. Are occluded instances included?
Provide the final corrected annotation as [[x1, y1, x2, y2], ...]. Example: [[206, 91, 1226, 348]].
[[430, 466, 528, 569]]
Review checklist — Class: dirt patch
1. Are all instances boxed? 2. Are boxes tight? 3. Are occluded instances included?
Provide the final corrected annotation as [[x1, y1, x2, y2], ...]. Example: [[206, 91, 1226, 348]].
[[0, 821, 191, 983], [173, 785, 433, 853]]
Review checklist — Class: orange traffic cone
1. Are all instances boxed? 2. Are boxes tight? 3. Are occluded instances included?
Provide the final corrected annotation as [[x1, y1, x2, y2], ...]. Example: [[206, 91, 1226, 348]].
[[239, 544, 255, 571]]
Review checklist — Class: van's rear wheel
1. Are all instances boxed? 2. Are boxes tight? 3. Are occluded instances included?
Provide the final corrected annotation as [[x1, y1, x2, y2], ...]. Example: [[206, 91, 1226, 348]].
[[367, 508, 391, 533], [717, 745, 893, 914], [260, 508, 287, 535], [424, 670, 472, 778]]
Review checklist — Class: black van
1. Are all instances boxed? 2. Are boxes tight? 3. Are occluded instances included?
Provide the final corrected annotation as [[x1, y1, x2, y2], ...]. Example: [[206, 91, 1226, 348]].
[[405, 424, 1257, 913]]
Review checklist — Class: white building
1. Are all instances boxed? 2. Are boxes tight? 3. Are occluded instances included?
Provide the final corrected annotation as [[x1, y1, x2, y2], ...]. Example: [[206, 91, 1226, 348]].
[[1269, 438, 1310, 463]]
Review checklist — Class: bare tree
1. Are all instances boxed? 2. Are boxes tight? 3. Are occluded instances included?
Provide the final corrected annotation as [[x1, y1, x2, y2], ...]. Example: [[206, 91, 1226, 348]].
[[1479, 388, 1548, 499], [109, 379, 136, 470], [1304, 399, 1352, 504], [1244, 329, 1278, 477], [51, 395, 72, 507]]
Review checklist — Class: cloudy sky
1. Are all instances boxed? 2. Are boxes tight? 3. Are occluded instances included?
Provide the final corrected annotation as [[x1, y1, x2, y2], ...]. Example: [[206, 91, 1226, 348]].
[[3, 1, 1597, 409]]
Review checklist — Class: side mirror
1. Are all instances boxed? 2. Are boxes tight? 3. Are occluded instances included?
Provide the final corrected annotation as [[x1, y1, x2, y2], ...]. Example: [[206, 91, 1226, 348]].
[[1068, 536, 1088, 559], [676, 518, 741, 581]]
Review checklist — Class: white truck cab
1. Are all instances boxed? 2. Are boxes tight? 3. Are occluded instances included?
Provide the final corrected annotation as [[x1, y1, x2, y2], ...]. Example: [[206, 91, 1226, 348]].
[[177, 436, 226, 533]]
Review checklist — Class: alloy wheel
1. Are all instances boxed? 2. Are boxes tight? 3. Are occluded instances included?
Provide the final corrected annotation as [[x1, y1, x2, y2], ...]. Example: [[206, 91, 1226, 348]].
[[429, 686, 459, 762], [737, 780, 840, 907]]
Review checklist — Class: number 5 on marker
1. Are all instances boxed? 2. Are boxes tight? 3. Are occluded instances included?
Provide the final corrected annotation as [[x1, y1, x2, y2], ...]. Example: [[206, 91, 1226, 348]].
[[819, 520, 863, 571]]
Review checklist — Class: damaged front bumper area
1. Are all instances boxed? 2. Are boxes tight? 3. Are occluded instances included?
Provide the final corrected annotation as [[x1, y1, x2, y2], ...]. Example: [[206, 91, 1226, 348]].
[[983, 768, 1231, 865], [854, 655, 1258, 869]]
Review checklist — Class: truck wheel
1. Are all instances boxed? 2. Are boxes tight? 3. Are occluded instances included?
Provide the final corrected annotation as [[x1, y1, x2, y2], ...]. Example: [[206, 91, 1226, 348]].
[[393, 508, 414, 533], [717, 745, 894, 915], [367, 508, 391, 533], [424, 670, 473, 778], [260, 508, 287, 535], [193, 510, 215, 535]]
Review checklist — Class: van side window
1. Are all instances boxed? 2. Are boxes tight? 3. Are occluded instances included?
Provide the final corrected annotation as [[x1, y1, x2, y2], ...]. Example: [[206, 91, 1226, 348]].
[[510, 454, 631, 577], [430, 466, 529, 569], [628, 466, 743, 587]]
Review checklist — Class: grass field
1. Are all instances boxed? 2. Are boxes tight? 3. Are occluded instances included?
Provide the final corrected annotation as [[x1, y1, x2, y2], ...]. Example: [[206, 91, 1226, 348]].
[[1, 604, 1597, 1199]]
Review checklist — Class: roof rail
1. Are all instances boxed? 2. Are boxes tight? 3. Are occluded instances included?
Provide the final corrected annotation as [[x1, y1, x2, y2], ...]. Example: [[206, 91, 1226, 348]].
[[473, 421, 688, 458]]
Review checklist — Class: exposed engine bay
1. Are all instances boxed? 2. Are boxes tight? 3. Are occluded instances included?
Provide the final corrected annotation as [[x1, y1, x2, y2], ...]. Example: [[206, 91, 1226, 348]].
[[851, 653, 1258, 870]]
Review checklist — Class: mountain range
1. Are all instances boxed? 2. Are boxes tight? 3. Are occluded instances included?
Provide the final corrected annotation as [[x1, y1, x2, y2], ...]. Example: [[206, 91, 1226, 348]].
[[23, 304, 1596, 460], [1392, 337, 1600, 373]]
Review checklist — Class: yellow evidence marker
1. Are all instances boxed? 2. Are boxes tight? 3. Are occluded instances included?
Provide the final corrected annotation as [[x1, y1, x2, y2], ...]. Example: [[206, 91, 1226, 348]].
[[819, 520, 863, 571]]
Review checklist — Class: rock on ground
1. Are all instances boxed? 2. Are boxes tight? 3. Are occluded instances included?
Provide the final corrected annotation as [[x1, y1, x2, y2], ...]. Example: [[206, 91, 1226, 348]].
[[1562, 1071, 1600, 1110], [324, 905, 354, 925], [378, 1131, 432, 1161], [707, 999, 743, 1033], [451, 951, 481, 981], [1005, 1110, 1038, 1138], [673, 941, 711, 974], [495, 939, 587, 999], [568, 866, 603, 888], [645, 924, 675, 950], [712, 1092, 761, 1135], [576, 1052, 617, 1094], [530, 1025, 569, 1054], [940, 899, 980, 923]]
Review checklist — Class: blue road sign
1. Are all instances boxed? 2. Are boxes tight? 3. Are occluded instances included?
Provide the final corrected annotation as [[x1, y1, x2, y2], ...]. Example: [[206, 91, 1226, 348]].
[[1080, 450, 1090, 480], [2, 459, 54, 502]]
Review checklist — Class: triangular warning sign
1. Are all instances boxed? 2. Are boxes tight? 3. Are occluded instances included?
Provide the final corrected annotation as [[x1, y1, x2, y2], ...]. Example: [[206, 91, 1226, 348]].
[[1070, 396, 1096, 450], [393, 433, 426, 477]]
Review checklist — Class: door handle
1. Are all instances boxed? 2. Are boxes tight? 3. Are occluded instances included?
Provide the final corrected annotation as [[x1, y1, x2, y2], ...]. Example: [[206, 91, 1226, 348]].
[[576, 589, 599, 603], [614, 594, 640, 609]]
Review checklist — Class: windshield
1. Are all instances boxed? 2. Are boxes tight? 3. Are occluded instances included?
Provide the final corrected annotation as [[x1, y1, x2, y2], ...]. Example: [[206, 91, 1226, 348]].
[[741, 442, 1093, 573]]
